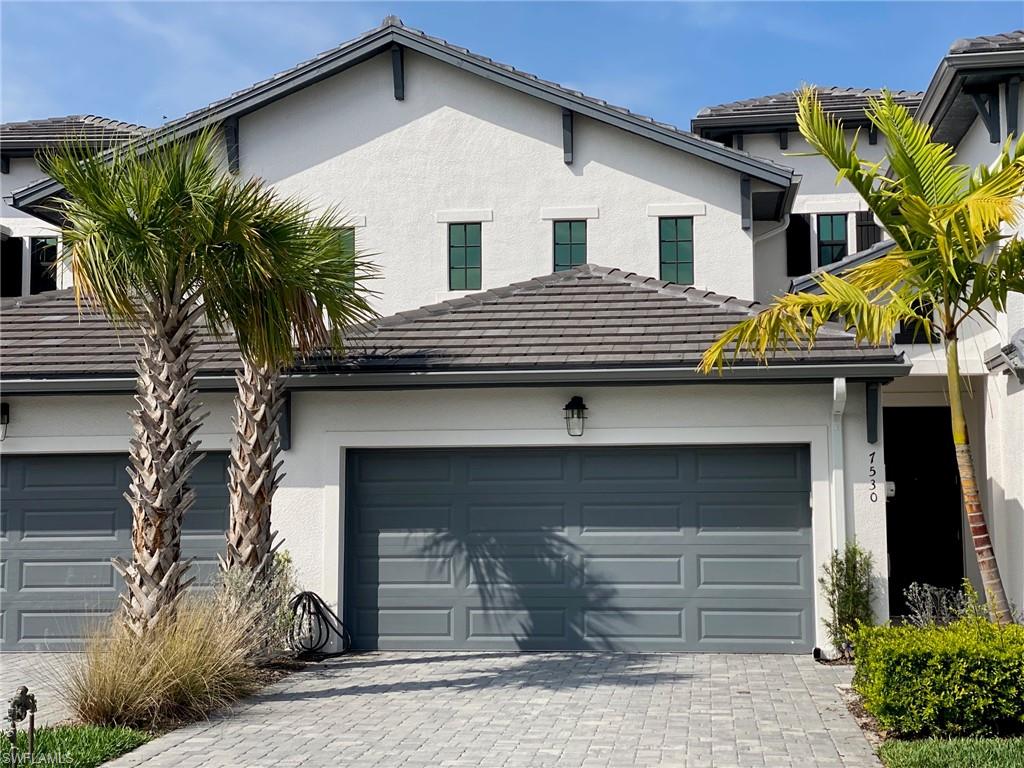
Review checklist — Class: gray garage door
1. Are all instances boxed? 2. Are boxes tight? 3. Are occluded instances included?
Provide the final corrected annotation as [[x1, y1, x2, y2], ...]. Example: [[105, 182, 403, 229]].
[[1, 453, 229, 651], [346, 445, 813, 653]]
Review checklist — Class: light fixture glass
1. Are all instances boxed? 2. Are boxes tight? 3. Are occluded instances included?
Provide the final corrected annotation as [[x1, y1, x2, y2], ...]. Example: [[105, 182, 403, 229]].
[[563, 396, 587, 437]]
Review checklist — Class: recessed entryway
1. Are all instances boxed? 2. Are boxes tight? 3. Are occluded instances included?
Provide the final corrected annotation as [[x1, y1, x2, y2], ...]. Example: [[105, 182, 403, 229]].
[[883, 407, 964, 617]]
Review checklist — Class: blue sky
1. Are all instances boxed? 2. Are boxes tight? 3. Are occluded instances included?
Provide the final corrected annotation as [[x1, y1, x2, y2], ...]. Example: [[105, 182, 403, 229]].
[[2, 2, 1022, 130]]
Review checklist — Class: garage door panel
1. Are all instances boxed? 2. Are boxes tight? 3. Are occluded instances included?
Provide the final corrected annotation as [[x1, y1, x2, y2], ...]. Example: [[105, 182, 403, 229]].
[[347, 446, 813, 653], [1, 453, 229, 651], [353, 452, 455, 485], [582, 556, 683, 587], [467, 607, 568, 640], [467, 502, 566, 533], [22, 454, 122, 491], [580, 499, 682, 533], [19, 559, 118, 591], [579, 450, 683, 482], [17, 609, 115, 644], [698, 606, 808, 645], [468, 451, 568, 483], [17, 501, 121, 542], [695, 495, 810, 540], [355, 503, 452, 534], [359, 556, 455, 586], [467, 555, 568, 586]]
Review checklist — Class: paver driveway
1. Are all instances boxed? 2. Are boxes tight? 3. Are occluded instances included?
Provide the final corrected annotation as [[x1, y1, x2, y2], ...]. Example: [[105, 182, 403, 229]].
[[106, 652, 878, 768], [0, 652, 74, 726]]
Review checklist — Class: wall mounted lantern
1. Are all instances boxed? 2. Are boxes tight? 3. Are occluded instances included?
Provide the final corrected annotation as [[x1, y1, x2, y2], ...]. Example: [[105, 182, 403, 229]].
[[563, 396, 587, 437], [0, 402, 9, 441]]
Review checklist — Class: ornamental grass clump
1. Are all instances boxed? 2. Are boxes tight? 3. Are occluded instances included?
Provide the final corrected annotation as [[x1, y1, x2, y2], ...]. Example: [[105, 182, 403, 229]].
[[61, 597, 264, 729]]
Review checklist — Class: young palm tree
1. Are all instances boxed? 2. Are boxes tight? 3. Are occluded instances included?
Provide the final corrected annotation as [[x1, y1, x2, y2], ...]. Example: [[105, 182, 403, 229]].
[[43, 131, 370, 633], [220, 224, 376, 586], [700, 88, 1024, 624]]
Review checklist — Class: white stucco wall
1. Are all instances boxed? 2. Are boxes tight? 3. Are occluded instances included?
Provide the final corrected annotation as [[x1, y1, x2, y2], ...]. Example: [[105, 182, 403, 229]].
[[237, 50, 759, 314], [2, 380, 888, 652]]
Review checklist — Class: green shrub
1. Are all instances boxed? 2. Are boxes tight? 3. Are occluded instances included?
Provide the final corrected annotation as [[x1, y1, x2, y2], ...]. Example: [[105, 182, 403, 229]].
[[61, 597, 264, 728], [852, 618, 1024, 737], [0, 724, 148, 768], [219, 550, 302, 656], [819, 541, 874, 657]]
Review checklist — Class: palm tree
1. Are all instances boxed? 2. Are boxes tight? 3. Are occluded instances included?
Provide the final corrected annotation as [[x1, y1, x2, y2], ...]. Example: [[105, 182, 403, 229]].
[[43, 130, 370, 633], [699, 88, 1024, 624], [220, 223, 376, 586]]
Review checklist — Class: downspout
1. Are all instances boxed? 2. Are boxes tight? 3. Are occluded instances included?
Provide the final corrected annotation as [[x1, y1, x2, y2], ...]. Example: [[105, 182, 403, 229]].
[[752, 214, 790, 243], [831, 377, 848, 550]]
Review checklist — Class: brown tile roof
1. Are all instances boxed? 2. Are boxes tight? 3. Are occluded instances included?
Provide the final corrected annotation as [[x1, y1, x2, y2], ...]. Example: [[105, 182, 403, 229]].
[[0, 290, 239, 379], [1, 115, 147, 152], [0, 266, 902, 390], [949, 30, 1024, 54], [692, 87, 923, 131], [326, 264, 900, 372]]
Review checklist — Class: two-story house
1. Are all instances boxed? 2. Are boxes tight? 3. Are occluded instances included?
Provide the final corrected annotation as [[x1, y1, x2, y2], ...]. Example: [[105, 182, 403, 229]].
[[0, 18, 1020, 655]]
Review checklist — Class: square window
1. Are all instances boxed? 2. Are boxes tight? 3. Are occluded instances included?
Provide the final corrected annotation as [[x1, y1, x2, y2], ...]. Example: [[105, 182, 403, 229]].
[[448, 223, 481, 290], [657, 217, 694, 285]]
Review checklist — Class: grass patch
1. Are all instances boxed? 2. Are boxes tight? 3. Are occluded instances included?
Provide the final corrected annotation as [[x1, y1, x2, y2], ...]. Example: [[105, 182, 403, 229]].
[[0, 724, 148, 767], [879, 737, 1024, 768]]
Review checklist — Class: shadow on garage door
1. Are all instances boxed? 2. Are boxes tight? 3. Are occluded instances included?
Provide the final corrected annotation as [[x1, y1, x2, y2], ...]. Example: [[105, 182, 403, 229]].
[[346, 444, 814, 653], [0, 452, 229, 651]]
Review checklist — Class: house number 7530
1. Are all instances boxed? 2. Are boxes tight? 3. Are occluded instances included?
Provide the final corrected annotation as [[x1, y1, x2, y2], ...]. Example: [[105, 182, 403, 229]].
[[868, 451, 878, 503]]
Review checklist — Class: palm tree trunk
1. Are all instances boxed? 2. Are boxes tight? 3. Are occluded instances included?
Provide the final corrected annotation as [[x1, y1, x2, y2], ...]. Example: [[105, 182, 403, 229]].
[[945, 337, 1013, 624], [221, 360, 284, 585], [113, 294, 206, 635]]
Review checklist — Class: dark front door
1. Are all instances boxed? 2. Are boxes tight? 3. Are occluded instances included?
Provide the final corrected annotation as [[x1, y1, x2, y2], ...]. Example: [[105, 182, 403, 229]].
[[346, 445, 814, 653], [883, 407, 964, 616]]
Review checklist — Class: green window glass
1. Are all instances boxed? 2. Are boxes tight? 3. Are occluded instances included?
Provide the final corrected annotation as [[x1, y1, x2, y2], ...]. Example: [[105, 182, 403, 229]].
[[658, 217, 694, 285], [817, 213, 848, 267], [334, 227, 356, 289], [449, 223, 481, 290], [553, 220, 586, 272]]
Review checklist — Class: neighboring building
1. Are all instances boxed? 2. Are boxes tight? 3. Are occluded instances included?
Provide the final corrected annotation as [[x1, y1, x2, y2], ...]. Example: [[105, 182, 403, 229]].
[[0, 18, 1020, 654], [692, 87, 923, 302], [1, 115, 146, 298]]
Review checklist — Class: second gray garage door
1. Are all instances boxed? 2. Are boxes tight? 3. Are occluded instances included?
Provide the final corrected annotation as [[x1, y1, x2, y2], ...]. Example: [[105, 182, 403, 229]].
[[1, 453, 229, 651], [346, 445, 813, 653]]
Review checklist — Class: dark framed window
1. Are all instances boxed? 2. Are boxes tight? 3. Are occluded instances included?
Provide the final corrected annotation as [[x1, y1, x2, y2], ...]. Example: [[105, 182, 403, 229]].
[[856, 210, 883, 251], [336, 226, 355, 255], [786, 214, 812, 277], [817, 214, 848, 267], [658, 217, 694, 285], [30, 237, 58, 294], [553, 220, 586, 272], [448, 222, 481, 290], [1, 236, 24, 297]]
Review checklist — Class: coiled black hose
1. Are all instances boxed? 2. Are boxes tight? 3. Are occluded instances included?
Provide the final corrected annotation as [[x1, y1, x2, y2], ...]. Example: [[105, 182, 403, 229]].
[[287, 591, 352, 659]]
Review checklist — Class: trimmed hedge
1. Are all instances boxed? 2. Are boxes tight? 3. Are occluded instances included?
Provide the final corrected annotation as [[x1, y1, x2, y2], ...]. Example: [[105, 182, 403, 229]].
[[852, 619, 1024, 737]]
